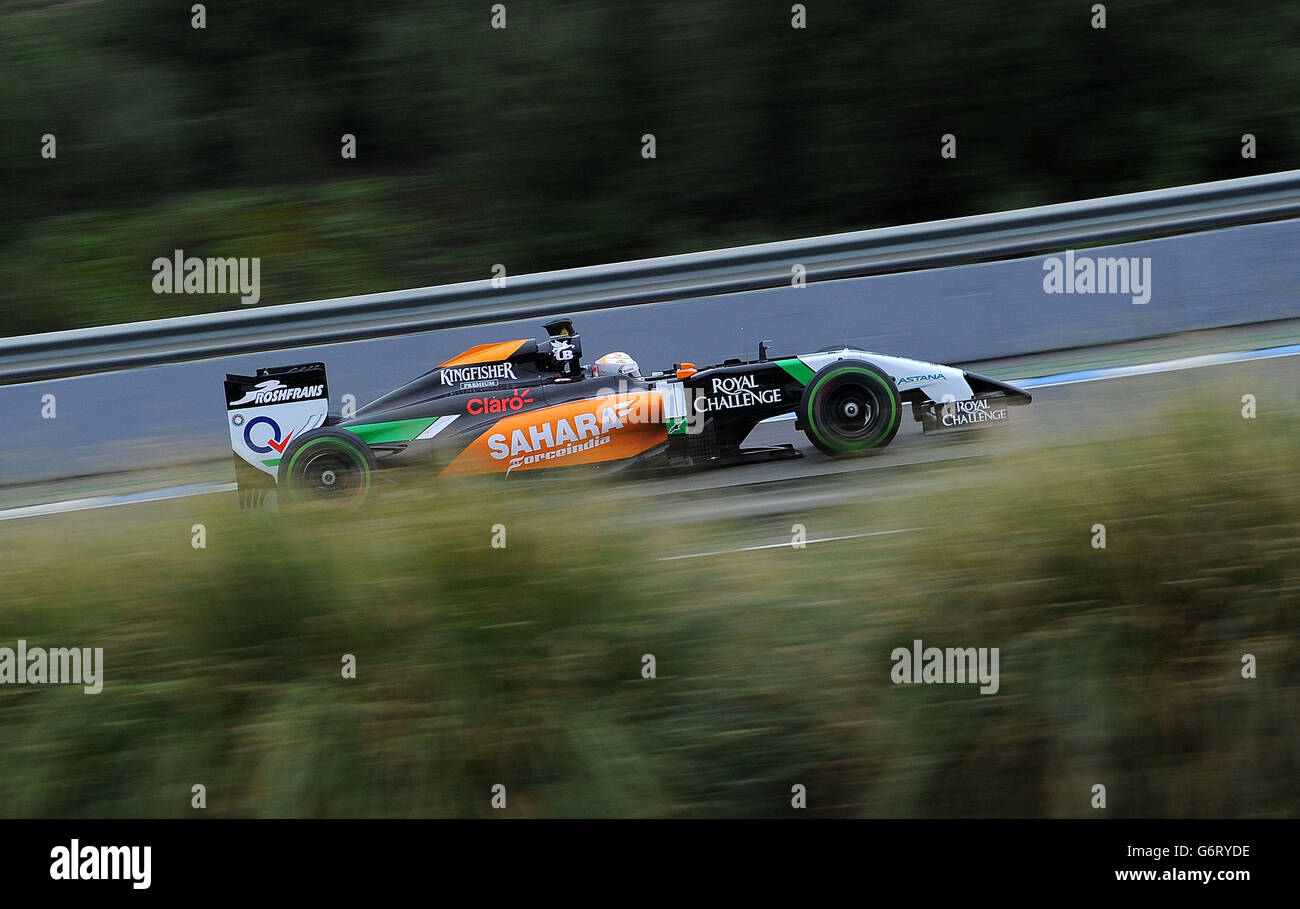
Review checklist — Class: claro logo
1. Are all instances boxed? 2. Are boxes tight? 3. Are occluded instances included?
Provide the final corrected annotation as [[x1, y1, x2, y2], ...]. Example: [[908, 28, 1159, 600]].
[[487, 401, 639, 470], [467, 389, 533, 415]]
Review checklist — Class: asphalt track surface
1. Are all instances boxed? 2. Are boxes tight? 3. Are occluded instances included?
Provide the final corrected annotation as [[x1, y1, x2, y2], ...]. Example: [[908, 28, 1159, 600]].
[[631, 352, 1283, 501], [6, 216, 1300, 491], [3, 332, 1295, 531]]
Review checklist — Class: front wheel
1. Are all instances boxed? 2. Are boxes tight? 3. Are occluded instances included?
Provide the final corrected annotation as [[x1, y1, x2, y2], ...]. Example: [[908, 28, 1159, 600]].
[[799, 360, 901, 457], [277, 428, 378, 508]]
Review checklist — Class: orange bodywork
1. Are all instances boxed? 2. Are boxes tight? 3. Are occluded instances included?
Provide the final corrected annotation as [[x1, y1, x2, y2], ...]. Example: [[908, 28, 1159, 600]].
[[441, 391, 668, 476], [439, 340, 529, 368]]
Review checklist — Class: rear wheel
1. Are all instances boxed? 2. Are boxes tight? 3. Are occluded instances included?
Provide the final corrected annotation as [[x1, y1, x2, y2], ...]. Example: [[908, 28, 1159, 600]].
[[800, 360, 901, 457], [278, 428, 378, 508]]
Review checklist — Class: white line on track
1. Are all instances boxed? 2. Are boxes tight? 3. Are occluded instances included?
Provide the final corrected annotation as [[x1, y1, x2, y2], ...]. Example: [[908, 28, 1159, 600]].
[[656, 528, 920, 561], [3, 341, 1298, 524], [1012, 342, 1300, 389], [0, 482, 235, 522]]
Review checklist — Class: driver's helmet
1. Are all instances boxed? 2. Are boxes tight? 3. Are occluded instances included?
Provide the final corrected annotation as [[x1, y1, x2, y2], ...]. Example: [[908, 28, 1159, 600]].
[[592, 351, 643, 383]]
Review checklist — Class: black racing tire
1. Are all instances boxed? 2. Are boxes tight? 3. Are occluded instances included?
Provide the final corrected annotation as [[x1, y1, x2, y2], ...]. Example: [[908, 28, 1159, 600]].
[[277, 428, 378, 509], [799, 360, 902, 458]]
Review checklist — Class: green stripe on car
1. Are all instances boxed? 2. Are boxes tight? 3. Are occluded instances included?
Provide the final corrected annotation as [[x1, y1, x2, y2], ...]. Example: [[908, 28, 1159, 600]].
[[776, 357, 815, 385], [348, 418, 438, 444]]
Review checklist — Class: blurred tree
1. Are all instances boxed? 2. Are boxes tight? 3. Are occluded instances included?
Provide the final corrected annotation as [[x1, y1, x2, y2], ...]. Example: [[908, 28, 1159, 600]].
[[1, 0, 1297, 331]]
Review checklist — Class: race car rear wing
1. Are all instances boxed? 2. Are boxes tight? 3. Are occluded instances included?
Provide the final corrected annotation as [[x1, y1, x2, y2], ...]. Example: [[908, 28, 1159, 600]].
[[223, 363, 330, 507]]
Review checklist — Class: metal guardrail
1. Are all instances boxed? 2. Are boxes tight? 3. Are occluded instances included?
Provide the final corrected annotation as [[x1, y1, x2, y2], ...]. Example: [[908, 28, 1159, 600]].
[[5, 169, 1300, 384]]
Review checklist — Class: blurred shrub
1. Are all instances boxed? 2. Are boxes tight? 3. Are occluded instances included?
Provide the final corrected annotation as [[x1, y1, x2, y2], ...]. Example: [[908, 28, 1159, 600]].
[[0, 393, 1296, 816]]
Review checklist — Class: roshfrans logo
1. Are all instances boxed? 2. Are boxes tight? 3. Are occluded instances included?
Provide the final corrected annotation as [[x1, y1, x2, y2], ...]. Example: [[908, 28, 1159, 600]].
[[488, 400, 639, 471], [441, 363, 517, 386], [229, 380, 324, 407], [694, 374, 781, 412]]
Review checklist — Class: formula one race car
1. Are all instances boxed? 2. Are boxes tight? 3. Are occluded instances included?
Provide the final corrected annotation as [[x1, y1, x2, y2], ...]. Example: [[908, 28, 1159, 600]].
[[224, 319, 1031, 507]]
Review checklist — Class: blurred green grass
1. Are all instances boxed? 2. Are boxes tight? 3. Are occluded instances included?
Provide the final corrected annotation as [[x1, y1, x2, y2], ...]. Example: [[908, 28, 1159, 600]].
[[0, 394, 1296, 817]]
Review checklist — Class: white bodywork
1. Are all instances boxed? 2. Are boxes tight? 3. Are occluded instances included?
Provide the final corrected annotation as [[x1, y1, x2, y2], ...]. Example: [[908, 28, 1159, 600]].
[[228, 393, 329, 479], [795, 349, 975, 402]]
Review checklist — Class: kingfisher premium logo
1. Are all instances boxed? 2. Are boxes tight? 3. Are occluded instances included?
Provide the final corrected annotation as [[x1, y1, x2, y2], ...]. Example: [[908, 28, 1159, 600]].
[[441, 363, 518, 386]]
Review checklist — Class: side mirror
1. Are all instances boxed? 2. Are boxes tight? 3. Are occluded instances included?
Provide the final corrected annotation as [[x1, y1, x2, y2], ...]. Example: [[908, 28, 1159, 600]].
[[758, 340, 774, 361]]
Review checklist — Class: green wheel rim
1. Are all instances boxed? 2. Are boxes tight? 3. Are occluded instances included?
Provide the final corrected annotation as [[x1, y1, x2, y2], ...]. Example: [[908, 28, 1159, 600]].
[[285, 437, 372, 502], [803, 366, 899, 452]]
